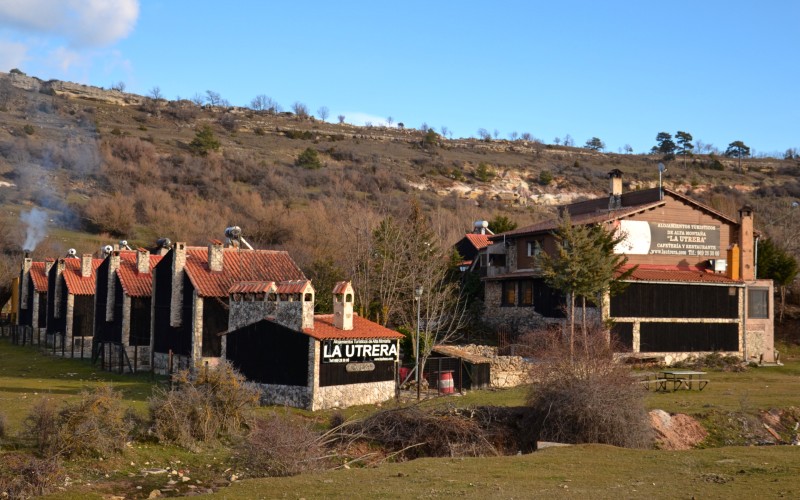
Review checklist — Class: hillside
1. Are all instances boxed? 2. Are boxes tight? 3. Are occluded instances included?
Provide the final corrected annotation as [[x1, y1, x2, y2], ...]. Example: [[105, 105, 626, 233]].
[[1, 69, 799, 301]]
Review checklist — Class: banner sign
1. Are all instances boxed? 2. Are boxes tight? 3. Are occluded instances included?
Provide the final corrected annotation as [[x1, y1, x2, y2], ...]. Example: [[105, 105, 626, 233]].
[[322, 338, 398, 364], [615, 220, 720, 257]]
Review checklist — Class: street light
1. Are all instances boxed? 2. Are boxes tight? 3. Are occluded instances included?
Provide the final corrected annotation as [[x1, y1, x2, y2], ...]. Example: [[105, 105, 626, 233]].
[[414, 284, 423, 401]]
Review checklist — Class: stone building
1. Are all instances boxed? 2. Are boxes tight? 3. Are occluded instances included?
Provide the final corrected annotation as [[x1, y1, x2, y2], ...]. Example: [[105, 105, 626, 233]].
[[17, 257, 52, 342], [224, 281, 403, 410], [45, 253, 103, 357], [149, 241, 306, 375], [480, 170, 776, 364], [94, 248, 162, 372]]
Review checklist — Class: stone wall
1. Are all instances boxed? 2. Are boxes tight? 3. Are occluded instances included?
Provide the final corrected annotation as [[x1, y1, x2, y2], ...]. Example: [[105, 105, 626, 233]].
[[229, 299, 277, 331], [482, 281, 552, 332], [258, 384, 313, 409], [153, 351, 193, 376], [447, 344, 531, 389], [312, 381, 396, 411]]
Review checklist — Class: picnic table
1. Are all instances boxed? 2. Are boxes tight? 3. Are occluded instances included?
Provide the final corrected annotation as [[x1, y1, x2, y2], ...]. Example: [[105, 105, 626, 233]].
[[657, 370, 709, 391]]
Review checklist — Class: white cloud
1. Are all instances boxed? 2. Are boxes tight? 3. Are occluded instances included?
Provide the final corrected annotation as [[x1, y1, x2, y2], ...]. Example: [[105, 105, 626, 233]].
[[0, 40, 27, 70], [343, 112, 397, 128], [0, 0, 139, 47]]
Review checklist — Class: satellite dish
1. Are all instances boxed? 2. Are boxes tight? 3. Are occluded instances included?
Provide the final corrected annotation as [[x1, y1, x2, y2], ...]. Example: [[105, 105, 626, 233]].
[[658, 162, 666, 173]]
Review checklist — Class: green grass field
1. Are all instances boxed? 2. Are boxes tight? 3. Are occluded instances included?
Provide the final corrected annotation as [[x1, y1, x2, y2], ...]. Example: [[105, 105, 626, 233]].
[[1, 336, 799, 499]]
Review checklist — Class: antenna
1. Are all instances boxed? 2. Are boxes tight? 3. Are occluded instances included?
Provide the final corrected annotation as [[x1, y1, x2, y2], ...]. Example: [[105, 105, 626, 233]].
[[658, 163, 666, 200]]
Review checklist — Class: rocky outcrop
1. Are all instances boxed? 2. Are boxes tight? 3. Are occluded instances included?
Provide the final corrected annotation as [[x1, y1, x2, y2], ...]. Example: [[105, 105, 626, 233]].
[[649, 409, 707, 450]]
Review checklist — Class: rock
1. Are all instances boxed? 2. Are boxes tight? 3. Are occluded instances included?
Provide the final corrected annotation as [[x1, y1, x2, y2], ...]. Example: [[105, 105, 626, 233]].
[[649, 410, 707, 450], [148, 490, 162, 499]]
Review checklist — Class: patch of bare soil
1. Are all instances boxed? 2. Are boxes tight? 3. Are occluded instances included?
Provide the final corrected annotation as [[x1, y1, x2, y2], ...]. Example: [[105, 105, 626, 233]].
[[649, 410, 708, 450]]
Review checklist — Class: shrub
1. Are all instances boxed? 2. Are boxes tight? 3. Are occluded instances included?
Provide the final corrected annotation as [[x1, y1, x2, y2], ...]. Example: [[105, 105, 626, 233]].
[[0, 453, 64, 499], [22, 398, 60, 457], [149, 361, 260, 450], [475, 162, 495, 182], [23, 124, 35, 135], [295, 147, 323, 169], [239, 412, 330, 477], [538, 169, 553, 185], [189, 125, 221, 156], [522, 326, 652, 448]]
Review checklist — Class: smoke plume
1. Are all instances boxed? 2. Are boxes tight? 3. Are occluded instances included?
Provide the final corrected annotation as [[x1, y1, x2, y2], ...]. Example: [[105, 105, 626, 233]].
[[21, 207, 47, 251]]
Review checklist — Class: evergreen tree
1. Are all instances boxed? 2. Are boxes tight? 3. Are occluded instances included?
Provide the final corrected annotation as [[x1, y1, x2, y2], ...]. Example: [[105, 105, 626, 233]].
[[189, 125, 221, 156], [757, 238, 798, 322], [652, 132, 676, 161], [675, 131, 694, 168]]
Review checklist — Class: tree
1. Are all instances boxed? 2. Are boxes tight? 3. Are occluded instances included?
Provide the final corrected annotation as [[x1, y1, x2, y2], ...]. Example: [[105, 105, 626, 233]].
[[584, 137, 604, 151], [509, 131, 519, 141], [111, 81, 125, 92], [474, 162, 494, 182], [536, 212, 633, 361], [488, 215, 517, 234], [295, 147, 322, 169], [149, 86, 163, 100], [651, 132, 676, 161], [757, 238, 798, 322], [623, 144, 633, 154], [563, 134, 574, 147], [675, 131, 694, 167], [725, 140, 750, 172], [205, 90, 223, 107], [440, 126, 449, 137], [251, 95, 279, 113], [386, 116, 394, 126], [292, 102, 309, 119], [189, 125, 221, 156], [477, 128, 491, 141], [337, 114, 345, 124], [317, 106, 329, 122]]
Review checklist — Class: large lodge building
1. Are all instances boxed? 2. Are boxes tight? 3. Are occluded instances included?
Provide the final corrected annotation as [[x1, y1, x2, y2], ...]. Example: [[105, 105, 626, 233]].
[[479, 170, 775, 364]]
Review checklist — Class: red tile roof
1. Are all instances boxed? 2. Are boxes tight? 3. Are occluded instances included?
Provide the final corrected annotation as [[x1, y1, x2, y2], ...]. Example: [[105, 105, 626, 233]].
[[184, 247, 306, 298], [303, 314, 404, 340], [332, 281, 352, 295], [618, 264, 742, 284], [276, 280, 312, 294], [228, 281, 276, 294], [464, 233, 492, 250], [116, 251, 163, 297], [30, 262, 49, 293], [62, 258, 103, 295]]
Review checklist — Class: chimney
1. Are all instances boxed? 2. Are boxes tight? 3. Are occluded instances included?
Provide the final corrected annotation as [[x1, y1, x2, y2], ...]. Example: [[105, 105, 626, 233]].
[[54, 259, 66, 318], [208, 240, 224, 272], [332, 281, 354, 331], [170, 242, 187, 328], [44, 259, 54, 274], [739, 205, 755, 281], [106, 251, 121, 321], [608, 169, 623, 210], [301, 281, 315, 330], [81, 253, 93, 278], [136, 248, 150, 273], [20, 256, 32, 309]]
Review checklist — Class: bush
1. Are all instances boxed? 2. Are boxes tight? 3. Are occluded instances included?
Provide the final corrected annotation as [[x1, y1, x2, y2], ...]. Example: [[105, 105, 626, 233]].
[[22, 398, 60, 457], [189, 125, 221, 156], [295, 147, 323, 169], [475, 162, 495, 182], [0, 453, 64, 499], [522, 327, 652, 448], [538, 170, 553, 185], [23, 124, 35, 135], [149, 361, 260, 450], [239, 412, 330, 477]]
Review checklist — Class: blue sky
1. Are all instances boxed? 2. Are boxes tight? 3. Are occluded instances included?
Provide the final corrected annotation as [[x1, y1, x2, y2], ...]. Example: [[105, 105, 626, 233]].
[[0, 1, 797, 156]]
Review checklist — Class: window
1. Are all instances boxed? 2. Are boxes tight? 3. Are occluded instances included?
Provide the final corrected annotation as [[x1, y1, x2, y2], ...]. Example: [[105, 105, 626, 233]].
[[501, 281, 516, 306], [526, 240, 543, 258], [748, 288, 769, 319], [519, 280, 533, 306]]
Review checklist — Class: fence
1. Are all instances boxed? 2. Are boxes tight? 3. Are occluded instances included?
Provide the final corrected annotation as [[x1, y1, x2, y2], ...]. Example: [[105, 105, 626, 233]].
[[400, 356, 463, 396]]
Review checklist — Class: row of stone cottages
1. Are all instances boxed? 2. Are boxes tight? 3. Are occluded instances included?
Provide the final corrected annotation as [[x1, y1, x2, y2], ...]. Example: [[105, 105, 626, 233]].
[[16, 240, 401, 410]]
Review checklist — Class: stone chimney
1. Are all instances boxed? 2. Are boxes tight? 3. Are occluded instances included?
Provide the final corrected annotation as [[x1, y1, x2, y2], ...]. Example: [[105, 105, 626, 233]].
[[208, 240, 224, 272], [44, 259, 54, 275], [81, 253, 93, 278], [20, 256, 32, 309], [301, 281, 315, 330], [332, 281, 354, 331], [739, 205, 755, 281], [106, 251, 121, 321], [53, 259, 66, 318], [608, 169, 623, 210], [274, 281, 314, 331], [170, 242, 187, 328], [136, 248, 150, 274]]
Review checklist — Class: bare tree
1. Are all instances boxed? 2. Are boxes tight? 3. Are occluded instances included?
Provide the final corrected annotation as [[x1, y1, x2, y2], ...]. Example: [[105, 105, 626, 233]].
[[191, 93, 205, 106], [553, 137, 561, 145], [292, 102, 309, 119], [440, 126, 449, 137], [111, 81, 125, 92], [205, 90, 223, 107], [563, 134, 574, 147], [149, 86, 163, 100], [386, 116, 394, 126], [521, 132, 533, 141], [337, 114, 345, 124], [477, 128, 491, 141], [420, 122, 429, 132], [493, 129, 500, 140], [509, 131, 519, 141], [251, 94, 279, 113], [317, 106, 329, 122]]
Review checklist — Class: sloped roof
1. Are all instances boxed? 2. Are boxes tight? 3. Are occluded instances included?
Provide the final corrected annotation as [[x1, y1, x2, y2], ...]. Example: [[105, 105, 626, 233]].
[[116, 251, 163, 297], [303, 314, 404, 340], [62, 258, 103, 295], [332, 281, 352, 295], [464, 233, 492, 250], [276, 280, 312, 294], [184, 247, 306, 298], [228, 281, 276, 294], [618, 264, 742, 285], [30, 261, 49, 293]]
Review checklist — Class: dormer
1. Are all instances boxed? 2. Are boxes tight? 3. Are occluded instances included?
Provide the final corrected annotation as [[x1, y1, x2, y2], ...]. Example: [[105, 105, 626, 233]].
[[332, 281, 355, 331]]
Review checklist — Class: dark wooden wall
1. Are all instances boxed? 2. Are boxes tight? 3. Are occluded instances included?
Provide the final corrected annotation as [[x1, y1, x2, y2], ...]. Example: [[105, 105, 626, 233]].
[[202, 297, 228, 357], [611, 283, 739, 319], [152, 252, 192, 356], [639, 323, 738, 352], [226, 319, 309, 386]]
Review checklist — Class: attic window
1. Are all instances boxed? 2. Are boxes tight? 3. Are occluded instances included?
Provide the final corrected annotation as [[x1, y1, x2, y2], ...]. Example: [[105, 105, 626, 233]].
[[345, 293, 353, 303]]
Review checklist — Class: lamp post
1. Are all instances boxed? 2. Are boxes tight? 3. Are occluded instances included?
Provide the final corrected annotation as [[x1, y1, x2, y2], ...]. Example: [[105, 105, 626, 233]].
[[414, 284, 423, 401]]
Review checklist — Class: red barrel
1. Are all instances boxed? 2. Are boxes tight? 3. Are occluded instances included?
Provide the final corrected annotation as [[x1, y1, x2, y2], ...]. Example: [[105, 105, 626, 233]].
[[438, 371, 454, 394]]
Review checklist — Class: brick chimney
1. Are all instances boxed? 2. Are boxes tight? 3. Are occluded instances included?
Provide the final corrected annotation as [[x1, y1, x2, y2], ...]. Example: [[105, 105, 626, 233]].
[[20, 256, 32, 309], [608, 169, 623, 210], [106, 251, 121, 321], [81, 253, 93, 278], [170, 242, 187, 327], [208, 240, 224, 272], [739, 205, 755, 281], [136, 248, 150, 274], [332, 281, 354, 331]]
